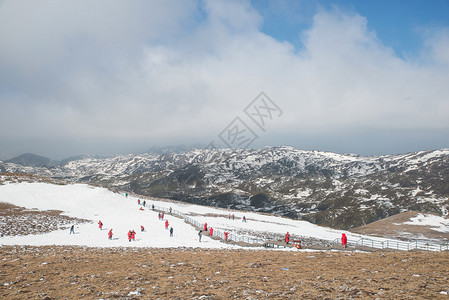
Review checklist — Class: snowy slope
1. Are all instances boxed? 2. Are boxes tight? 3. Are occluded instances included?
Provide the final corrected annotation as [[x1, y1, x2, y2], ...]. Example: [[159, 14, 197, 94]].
[[0, 182, 397, 249]]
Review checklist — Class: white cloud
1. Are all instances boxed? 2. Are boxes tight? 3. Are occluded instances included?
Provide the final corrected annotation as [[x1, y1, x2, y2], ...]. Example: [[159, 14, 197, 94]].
[[0, 0, 448, 156]]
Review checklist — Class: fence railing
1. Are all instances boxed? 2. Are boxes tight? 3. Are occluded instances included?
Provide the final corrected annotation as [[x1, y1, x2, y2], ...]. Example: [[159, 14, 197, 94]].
[[334, 237, 449, 252], [147, 204, 267, 246], [143, 201, 448, 251]]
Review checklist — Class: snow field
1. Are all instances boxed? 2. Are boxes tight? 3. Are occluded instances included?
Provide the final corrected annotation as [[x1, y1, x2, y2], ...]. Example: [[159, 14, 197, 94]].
[[0, 181, 427, 249], [0, 183, 231, 248]]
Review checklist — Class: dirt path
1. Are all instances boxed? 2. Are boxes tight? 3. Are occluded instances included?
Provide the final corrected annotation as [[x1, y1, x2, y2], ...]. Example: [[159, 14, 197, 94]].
[[1, 246, 449, 299]]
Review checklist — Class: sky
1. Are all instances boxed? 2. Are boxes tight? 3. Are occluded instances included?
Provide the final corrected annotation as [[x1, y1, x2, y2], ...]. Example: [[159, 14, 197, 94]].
[[1, 0, 448, 160]]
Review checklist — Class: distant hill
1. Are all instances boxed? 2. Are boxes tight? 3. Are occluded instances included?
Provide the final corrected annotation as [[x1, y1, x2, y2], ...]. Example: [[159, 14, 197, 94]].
[[5, 153, 53, 167], [1, 146, 449, 230], [145, 144, 206, 155]]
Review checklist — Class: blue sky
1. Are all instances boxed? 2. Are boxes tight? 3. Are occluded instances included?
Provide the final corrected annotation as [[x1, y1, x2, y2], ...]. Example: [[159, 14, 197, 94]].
[[0, 0, 448, 159], [254, 0, 449, 57]]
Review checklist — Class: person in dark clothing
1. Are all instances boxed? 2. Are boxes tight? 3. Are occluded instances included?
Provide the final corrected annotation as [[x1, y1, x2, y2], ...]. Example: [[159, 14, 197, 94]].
[[170, 227, 173, 237], [198, 230, 202, 242], [69, 225, 75, 234]]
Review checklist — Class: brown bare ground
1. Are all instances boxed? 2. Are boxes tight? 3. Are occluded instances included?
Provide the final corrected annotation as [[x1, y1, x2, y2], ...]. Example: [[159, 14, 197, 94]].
[[1, 246, 449, 299], [351, 211, 449, 241]]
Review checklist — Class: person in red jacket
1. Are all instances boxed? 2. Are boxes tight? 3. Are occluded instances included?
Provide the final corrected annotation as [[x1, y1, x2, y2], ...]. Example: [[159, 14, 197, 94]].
[[108, 229, 113, 239], [209, 227, 213, 236], [224, 231, 229, 241], [131, 230, 136, 241], [128, 230, 132, 242], [98, 220, 103, 230], [165, 220, 169, 229], [141, 225, 145, 232], [341, 233, 348, 249], [285, 232, 290, 244], [204, 223, 208, 231]]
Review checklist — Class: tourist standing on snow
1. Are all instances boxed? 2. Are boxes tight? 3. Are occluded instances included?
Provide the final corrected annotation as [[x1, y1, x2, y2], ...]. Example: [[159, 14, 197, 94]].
[[69, 225, 75, 234], [143, 200, 146, 207], [152, 204, 155, 210], [170, 227, 173, 237], [98, 220, 103, 230], [108, 229, 113, 239], [198, 230, 202, 242], [209, 227, 213, 236], [204, 223, 208, 231], [169, 207, 172, 214], [285, 232, 290, 244], [224, 231, 229, 241], [165, 220, 169, 229], [132, 230, 136, 241], [128, 230, 132, 242], [341, 233, 348, 249], [242, 216, 247, 222], [138, 199, 141, 205]]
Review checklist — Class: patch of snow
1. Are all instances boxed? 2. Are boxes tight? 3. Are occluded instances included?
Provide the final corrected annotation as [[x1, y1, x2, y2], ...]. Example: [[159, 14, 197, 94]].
[[395, 213, 449, 233]]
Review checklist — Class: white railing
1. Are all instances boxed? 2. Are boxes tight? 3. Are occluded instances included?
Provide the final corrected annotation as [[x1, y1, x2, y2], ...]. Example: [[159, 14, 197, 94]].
[[142, 200, 448, 251], [334, 238, 449, 252], [147, 203, 266, 245]]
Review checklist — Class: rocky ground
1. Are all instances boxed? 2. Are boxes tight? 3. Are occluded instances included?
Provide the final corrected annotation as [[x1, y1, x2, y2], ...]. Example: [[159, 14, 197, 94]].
[[2, 175, 449, 299], [1, 246, 449, 299], [0, 203, 91, 237]]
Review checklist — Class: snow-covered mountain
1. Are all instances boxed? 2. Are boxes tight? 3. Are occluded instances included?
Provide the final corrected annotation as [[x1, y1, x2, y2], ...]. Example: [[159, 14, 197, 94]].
[[1, 146, 449, 229]]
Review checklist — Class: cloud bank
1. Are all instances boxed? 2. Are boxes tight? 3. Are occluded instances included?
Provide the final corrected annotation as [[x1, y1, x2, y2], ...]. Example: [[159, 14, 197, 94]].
[[0, 0, 448, 158]]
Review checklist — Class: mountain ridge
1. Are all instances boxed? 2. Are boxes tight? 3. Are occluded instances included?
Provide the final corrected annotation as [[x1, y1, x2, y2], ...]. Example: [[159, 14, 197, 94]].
[[1, 146, 448, 229]]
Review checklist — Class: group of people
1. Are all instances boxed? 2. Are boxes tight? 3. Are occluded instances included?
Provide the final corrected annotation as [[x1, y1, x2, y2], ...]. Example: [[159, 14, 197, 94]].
[[160, 208, 173, 237], [226, 214, 247, 222], [127, 230, 136, 242], [284, 231, 348, 249], [137, 199, 147, 207], [77, 195, 350, 249], [200, 222, 231, 242]]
